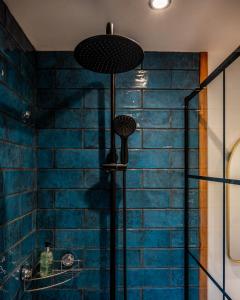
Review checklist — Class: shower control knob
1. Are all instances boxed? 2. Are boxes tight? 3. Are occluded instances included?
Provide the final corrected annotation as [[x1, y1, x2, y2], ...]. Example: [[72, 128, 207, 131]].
[[61, 253, 74, 267], [22, 111, 32, 123], [21, 264, 32, 281]]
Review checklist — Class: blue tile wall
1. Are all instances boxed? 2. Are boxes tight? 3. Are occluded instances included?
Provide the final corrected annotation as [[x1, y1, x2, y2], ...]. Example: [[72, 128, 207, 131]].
[[0, 2, 37, 300], [36, 50, 199, 299]]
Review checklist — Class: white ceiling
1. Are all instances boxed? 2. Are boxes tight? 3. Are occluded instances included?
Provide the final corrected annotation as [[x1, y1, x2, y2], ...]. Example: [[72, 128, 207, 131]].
[[4, 0, 240, 52]]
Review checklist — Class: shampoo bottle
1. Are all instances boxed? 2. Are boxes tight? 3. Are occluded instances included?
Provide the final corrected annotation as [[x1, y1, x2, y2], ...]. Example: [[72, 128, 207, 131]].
[[40, 242, 53, 277]]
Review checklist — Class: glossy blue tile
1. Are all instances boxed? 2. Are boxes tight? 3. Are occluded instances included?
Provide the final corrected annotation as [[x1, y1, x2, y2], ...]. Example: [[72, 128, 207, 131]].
[[37, 229, 54, 248], [0, 196, 20, 225], [143, 129, 183, 148], [84, 169, 109, 189], [38, 170, 84, 189], [84, 129, 108, 149], [21, 213, 33, 236], [56, 51, 82, 68], [189, 129, 199, 148], [38, 88, 83, 109], [83, 290, 109, 300], [19, 191, 36, 215], [144, 210, 183, 228], [189, 149, 199, 169], [169, 149, 184, 168], [0, 142, 34, 168], [37, 210, 55, 229], [0, 192, 33, 225], [56, 69, 110, 88], [141, 110, 170, 128], [128, 269, 170, 287], [143, 288, 184, 300], [34, 290, 82, 300], [0, 227, 4, 252], [55, 230, 109, 248], [118, 250, 141, 268], [21, 52, 36, 84], [0, 84, 28, 118], [3, 269, 22, 299], [128, 149, 170, 168], [172, 70, 199, 89], [127, 190, 169, 208], [117, 169, 143, 188], [143, 52, 199, 70], [82, 249, 109, 268], [37, 51, 57, 68], [0, 113, 6, 139], [127, 230, 170, 248], [75, 269, 109, 289], [83, 88, 110, 109], [116, 90, 141, 108], [83, 109, 110, 129], [37, 149, 53, 168], [37, 190, 54, 209], [6, 61, 20, 93], [55, 210, 84, 229], [6, 117, 35, 146], [84, 129, 141, 149], [3, 244, 21, 277], [188, 190, 199, 208], [56, 149, 102, 168], [170, 110, 184, 128], [37, 69, 55, 88], [21, 232, 35, 256], [4, 219, 20, 249], [143, 249, 183, 267], [170, 230, 184, 247], [55, 109, 82, 128], [117, 210, 142, 228], [189, 209, 199, 227], [38, 129, 83, 148], [143, 90, 190, 109], [85, 209, 109, 229], [55, 189, 109, 209], [3, 170, 35, 195], [143, 170, 184, 188], [116, 70, 171, 89]]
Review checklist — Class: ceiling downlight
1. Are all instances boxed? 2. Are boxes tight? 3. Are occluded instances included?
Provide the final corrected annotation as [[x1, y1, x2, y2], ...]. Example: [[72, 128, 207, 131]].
[[149, 0, 172, 10]]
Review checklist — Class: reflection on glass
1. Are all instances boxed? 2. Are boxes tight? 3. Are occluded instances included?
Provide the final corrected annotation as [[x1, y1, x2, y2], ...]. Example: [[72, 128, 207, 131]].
[[226, 139, 240, 262]]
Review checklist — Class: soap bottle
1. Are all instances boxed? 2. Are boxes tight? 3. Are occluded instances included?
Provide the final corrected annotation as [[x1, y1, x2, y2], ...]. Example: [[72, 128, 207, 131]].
[[40, 242, 53, 277]]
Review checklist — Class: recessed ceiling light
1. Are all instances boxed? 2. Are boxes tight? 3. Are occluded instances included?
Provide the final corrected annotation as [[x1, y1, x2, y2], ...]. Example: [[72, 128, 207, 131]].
[[149, 0, 172, 10]]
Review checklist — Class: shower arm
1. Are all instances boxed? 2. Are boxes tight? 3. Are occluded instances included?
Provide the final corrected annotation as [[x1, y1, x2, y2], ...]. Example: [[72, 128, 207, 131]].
[[106, 22, 114, 35]]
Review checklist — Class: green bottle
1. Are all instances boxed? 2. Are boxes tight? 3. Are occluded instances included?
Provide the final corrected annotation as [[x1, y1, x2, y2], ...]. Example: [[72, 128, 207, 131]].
[[40, 242, 53, 277]]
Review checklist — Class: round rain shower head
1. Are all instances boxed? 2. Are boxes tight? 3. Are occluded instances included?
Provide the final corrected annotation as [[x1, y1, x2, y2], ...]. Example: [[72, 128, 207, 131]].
[[113, 115, 136, 138], [74, 35, 144, 74]]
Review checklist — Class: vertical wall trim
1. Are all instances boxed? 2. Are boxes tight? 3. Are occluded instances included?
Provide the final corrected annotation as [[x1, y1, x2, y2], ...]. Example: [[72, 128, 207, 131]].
[[199, 52, 208, 300], [222, 69, 226, 300]]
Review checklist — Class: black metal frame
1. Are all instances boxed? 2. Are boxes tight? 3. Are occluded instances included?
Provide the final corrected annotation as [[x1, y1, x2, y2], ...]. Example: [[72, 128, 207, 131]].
[[184, 46, 240, 300]]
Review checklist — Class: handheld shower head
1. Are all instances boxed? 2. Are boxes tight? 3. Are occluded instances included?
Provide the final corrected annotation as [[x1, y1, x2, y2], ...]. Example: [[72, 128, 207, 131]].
[[113, 115, 136, 164]]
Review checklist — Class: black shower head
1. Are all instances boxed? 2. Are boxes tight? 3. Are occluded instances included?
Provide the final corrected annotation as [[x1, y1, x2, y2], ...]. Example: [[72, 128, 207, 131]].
[[113, 115, 136, 139], [113, 115, 136, 164], [74, 23, 144, 74]]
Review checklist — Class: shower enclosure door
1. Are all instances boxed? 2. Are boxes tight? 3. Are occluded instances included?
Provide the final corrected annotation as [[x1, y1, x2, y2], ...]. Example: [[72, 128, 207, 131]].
[[185, 47, 240, 300]]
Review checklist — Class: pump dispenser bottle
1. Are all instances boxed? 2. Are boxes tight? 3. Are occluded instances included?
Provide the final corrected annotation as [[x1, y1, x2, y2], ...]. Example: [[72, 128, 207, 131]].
[[40, 242, 53, 277]]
